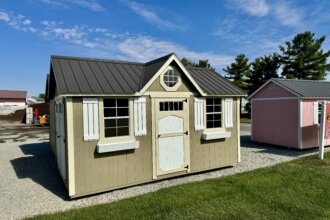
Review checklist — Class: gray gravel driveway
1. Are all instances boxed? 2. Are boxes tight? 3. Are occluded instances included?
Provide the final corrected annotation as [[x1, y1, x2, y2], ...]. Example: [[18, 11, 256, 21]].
[[0, 122, 328, 219]]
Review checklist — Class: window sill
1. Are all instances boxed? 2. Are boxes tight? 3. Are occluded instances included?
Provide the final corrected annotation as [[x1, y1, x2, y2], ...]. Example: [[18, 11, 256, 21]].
[[202, 130, 231, 140], [97, 140, 139, 153]]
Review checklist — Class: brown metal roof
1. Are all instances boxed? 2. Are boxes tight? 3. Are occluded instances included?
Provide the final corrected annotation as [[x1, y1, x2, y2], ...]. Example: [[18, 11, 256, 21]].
[[187, 67, 247, 95], [0, 90, 27, 99], [50, 54, 246, 96]]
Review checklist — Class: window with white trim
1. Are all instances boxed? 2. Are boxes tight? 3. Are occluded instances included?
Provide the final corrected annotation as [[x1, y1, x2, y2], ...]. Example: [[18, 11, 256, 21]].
[[103, 98, 129, 138], [160, 101, 183, 111], [206, 98, 222, 128], [163, 68, 179, 87], [318, 102, 322, 124]]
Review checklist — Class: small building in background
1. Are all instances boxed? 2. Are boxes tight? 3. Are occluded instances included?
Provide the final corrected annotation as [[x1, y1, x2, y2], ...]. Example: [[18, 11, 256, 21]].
[[249, 78, 330, 149], [0, 90, 27, 106]]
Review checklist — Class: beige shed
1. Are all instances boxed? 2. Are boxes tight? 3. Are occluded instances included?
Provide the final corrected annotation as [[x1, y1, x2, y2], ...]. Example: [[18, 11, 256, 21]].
[[45, 53, 246, 198]]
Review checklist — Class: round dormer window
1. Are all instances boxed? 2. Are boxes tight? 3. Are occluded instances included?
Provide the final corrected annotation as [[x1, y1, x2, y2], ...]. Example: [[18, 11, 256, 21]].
[[160, 66, 182, 91]]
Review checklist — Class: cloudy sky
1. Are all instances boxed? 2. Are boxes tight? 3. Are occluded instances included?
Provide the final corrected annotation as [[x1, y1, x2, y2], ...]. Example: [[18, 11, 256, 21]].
[[1, 0, 330, 96]]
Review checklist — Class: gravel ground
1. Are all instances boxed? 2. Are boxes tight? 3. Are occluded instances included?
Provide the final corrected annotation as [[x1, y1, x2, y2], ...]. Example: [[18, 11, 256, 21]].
[[0, 122, 328, 220]]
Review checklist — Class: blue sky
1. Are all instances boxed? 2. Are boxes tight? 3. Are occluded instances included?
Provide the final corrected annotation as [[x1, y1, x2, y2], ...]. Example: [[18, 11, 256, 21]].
[[1, 0, 330, 96]]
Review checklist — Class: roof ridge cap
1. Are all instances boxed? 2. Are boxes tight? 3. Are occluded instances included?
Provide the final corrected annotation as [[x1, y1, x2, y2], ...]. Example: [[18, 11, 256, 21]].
[[51, 55, 144, 65]]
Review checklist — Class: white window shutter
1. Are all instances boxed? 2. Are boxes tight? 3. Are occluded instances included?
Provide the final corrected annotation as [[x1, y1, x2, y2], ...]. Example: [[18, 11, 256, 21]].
[[134, 97, 147, 136], [83, 98, 99, 141], [194, 98, 204, 131], [313, 101, 318, 124], [225, 98, 233, 128]]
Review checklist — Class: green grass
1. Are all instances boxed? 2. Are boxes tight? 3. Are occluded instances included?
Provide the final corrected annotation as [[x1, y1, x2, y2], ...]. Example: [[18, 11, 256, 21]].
[[29, 153, 330, 220], [240, 117, 251, 123]]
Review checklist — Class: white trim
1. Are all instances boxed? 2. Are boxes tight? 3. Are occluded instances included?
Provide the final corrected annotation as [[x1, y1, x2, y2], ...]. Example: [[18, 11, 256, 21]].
[[147, 92, 194, 98], [97, 141, 139, 153], [66, 98, 75, 197], [202, 131, 231, 140], [225, 98, 233, 128], [159, 66, 182, 91], [237, 98, 241, 162], [134, 97, 147, 136], [313, 101, 319, 125], [251, 97, 299, 101], [194, 97, 204, 131], [247, 79, 301, 100], [138, 54, 206, 96], [298, 99, 302, 149], [82, 98, 99, 141]]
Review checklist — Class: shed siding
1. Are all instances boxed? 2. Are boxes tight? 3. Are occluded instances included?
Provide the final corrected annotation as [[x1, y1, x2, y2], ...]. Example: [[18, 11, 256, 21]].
[[253, 82, 296, 99], [189, 97, 238, 172], [49, 100, 56, 155], [72, 97, 153, 196], [252, 99, 299, 148], [301, 99, 330, 148]]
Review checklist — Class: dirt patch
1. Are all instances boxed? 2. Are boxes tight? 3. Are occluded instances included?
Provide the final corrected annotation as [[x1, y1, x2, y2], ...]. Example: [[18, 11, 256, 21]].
[[0, 109, 26, 122]]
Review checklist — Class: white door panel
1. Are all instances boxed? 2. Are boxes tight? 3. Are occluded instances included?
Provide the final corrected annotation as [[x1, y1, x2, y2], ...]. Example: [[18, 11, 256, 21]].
[[159, 135, 184, 171], [159, 115, 184, 134]]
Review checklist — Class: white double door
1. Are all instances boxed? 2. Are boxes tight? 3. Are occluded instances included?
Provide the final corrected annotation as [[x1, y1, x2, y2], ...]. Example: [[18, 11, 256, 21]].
[[155, 98, 190, 176]]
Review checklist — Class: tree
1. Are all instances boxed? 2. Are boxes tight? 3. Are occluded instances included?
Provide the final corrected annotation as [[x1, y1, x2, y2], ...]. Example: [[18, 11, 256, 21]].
[[223, 54, 250, 90], [38, 93, 45, 99], [279, 31, 330, 80], [246, 53, 280, 95], [181, 57, 215, 70]]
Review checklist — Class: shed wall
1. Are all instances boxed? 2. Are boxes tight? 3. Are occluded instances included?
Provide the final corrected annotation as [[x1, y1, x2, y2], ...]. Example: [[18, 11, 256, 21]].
[[253, 82, 296, 99], [49, 100, 56, 155], [252, 99, 299, 148]]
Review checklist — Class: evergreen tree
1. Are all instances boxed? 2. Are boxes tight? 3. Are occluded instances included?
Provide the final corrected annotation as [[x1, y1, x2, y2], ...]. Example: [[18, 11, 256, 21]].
[[279, 31, 330, 80], [246, 53, 280, 95], [223, 54, 250, 90], [181, 57, 215, 70]]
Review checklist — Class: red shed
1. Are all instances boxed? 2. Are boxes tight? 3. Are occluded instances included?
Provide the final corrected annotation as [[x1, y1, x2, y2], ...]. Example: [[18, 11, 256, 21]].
[[249, 78, 330, 149]]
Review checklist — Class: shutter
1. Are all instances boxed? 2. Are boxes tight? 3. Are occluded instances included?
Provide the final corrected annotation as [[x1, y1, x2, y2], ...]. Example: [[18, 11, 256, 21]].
[[225, 98, 233, 128], [83, 98, 99, 141], [134, 97, 147, 136], [194, 98, 204, 131], [314, 101, 318, 124]]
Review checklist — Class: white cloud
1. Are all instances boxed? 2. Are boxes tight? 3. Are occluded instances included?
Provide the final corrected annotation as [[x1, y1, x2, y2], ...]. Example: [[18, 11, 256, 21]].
[[273, 2, 303, 27], [121, 0, 186, 31], [69, 0, 105, 12], [22, 19, 32, 25], [0, 11, 10, 22], [229, 0, 269, 17], [39, 0, 105, 12]]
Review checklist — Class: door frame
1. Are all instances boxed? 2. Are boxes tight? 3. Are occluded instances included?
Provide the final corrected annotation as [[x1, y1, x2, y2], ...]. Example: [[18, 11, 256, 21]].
[[55, 98, 66, 181], [151, 93, 191, 179]]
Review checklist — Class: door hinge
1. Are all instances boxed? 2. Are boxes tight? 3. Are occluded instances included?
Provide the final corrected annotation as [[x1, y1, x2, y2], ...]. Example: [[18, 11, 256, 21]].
[[183, 98, 188, 103], [184, 131, 188, 135], [184, 164, 189, 169]]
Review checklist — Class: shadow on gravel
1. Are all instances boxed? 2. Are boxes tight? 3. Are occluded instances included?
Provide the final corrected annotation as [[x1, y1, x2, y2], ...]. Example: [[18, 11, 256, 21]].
[[240, 135, 320, 157], [10, 142, 69, 201]]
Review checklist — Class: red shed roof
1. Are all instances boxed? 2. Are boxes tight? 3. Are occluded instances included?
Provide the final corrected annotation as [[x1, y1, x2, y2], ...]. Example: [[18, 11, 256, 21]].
[[0, 90, 27, 99]]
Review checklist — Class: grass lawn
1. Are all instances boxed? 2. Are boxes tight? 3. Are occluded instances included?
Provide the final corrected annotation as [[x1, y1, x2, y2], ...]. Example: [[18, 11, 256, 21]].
[[29, 153, 330, 220], [240, 117, 251, 123]]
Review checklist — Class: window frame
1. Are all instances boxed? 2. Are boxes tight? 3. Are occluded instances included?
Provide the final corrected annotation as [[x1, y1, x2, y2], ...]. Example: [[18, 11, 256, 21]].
[[98, 97, 135, 144], [160, 66, 182, 92], [204, 97, 225, 131]]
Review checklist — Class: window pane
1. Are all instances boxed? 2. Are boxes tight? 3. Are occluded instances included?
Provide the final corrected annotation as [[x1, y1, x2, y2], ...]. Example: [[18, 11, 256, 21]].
[[214, 113, 221, 120], [104, 108, 116, 117], [118, 127, 129, 136], [104, 119, 116, 128], [206, 98, 213, 105], [214, 98, 221, 105], [117, 99, 128, 107], [207, 121, 213, 128], [214, 105, 221, 112], [117, 118, 129, 127], [214, 120, 221, 128], [160, 102, 164, 111], [105, 128, 116, 137], [169, 102, 173, 111], [104, 99, 115, 107], [117, 108, 129, 116], [174, 102, 178, 110], [164, 102, 168, 111], [206, 105, 213, 113], [207, 114, 214, 121], [179, 102, 183, 110]]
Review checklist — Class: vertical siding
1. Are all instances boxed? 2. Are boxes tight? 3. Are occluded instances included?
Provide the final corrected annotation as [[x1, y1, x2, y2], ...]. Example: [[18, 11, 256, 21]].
[[254, 82, 296, 98], [252, 99, 299, 148], [189, 97, 238, 172], [72, 97, 153, 196]]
